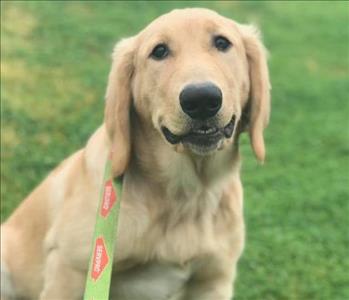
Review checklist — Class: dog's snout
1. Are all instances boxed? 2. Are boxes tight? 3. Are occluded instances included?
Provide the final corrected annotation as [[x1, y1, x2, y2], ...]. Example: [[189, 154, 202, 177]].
[[179, 82, 222, 120]]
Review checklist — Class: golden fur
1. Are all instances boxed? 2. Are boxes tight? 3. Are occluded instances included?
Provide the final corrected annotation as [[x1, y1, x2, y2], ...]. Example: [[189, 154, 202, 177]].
[[1, 8, 270, 300]]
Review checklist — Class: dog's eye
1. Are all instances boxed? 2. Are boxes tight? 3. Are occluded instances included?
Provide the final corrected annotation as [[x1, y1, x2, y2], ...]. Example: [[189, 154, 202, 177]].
[[214, 36, 232, 52], [150, 43, 169, 60]]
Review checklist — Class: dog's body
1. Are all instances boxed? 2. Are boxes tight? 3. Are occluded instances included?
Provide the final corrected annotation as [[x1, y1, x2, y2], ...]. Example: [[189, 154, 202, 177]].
[[1, 8, 270, 300]]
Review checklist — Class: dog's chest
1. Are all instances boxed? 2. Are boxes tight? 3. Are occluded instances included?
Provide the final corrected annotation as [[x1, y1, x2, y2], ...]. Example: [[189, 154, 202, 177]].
[[110, 261, 190, 300], [110, 201, 221, 300], [109, 164, 234, 299], [116, 193, 220, 265]]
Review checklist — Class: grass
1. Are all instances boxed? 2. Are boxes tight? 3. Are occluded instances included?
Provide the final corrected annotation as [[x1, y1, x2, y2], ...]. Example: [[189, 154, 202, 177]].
[[1, 1, 349, 299]]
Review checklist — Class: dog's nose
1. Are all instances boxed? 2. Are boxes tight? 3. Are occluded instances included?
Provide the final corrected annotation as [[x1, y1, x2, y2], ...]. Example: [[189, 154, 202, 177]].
[[179, 82, 222, 120]]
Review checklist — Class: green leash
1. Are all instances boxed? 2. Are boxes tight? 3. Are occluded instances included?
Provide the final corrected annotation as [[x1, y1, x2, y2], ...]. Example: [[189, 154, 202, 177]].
[[83, 154, 123, 300]]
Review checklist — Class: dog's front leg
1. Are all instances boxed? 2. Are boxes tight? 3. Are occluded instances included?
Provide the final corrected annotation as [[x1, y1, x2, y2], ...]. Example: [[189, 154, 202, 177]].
[[39, 249, 86, 300], [183, 257, 238, 300], [183, 275, 235, 300]]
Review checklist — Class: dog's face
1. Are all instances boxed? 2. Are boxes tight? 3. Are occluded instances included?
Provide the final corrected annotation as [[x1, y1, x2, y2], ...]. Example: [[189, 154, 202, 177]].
[[105, 8, 270, 176], [132, 9, 248, 155]]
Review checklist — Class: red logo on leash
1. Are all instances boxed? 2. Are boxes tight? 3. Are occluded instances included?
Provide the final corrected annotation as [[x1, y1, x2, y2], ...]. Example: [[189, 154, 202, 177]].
[[91, 237, 109, 281], [101, 179, 116, 217]]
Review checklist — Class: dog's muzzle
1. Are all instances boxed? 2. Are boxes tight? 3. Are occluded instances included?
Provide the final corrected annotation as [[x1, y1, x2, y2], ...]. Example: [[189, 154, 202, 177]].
[[161, 115, 236, 153]]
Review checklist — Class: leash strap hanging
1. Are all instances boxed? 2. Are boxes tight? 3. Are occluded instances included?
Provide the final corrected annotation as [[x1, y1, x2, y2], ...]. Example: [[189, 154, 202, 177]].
[[83, 154, 122, 300]]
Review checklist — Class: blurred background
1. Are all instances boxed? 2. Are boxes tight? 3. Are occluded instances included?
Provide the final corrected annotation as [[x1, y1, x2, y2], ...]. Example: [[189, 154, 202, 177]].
[[1, 1, 348, 299]]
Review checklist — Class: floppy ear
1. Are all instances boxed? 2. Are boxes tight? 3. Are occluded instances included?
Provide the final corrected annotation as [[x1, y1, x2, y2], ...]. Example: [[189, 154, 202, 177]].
[[105, 37, 136, 177], [240, 25, 271, 163]]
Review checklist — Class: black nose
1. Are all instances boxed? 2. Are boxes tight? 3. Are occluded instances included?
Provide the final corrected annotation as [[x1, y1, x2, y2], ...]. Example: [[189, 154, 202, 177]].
[[179, 82, 222, 120]]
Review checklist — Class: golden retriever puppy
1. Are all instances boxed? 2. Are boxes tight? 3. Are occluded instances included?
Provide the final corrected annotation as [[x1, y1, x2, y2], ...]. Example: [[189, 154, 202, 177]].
[[1, 8, 270, 300]]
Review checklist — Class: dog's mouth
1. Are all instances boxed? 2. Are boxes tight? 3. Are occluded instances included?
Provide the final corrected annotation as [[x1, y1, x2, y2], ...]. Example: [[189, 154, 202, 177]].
[[161, 115, 236, 154]]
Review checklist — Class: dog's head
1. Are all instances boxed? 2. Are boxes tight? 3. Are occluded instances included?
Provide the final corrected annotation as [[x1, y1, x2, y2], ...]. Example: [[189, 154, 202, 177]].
[[105, 8, 271, 176]]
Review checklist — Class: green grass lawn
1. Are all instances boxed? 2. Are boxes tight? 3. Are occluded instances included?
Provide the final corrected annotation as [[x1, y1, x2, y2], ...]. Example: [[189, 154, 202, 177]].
[[1, 1, 349, 299]]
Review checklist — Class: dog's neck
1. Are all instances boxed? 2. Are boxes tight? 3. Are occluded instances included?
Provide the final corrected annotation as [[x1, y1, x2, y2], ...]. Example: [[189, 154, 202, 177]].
[[125, 111, 240, 217]]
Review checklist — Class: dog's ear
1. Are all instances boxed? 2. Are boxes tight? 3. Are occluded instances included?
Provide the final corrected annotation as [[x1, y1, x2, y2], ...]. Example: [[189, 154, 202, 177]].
[[239, 25, 271, 163], [105, 37, 137, 177]]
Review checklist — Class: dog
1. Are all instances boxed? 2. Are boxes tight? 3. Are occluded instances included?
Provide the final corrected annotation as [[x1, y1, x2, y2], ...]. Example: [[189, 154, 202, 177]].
[[1, 8, 270, 300]]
